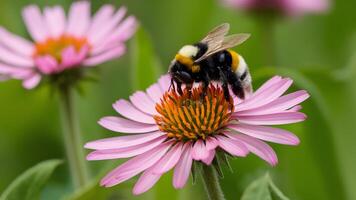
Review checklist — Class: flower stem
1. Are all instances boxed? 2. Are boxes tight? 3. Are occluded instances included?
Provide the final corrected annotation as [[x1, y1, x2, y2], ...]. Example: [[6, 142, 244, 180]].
[[256, 13, 278, 66], [200, 165, 226, 200], [58, 84, 89, 188]]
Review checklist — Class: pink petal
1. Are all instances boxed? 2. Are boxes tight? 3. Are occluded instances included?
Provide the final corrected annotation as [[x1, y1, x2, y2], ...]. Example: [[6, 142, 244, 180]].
[[205, 137, 218, 151], [173, 142, 193, 189], [89, 6, 127, 46], [22, 73, 41, 89], [83, 45, 126, 67], [158, 74, 171, 92], [133, 167, 162, 195], [235, 112, 307, 125], [100, 141, 172, 187], [0, 27, 34, 56], [237, 78, 292, 111], [22, 5, 49, 42], [35, 55, 58, 74], [0, 63, 33, 79], [0, 45, 34, 67], [285, 0, 330, 16], [191, 140, 210, 161], [113, 99, 156, 124], [86, 136, 166, 160], [43, 6, 66, 38], [92, 16, 137, 54], [288, 105, 302, 112], [66, 1, 90, 37], [129, 91, 158, 115], [60, 46, 83, 69], [151, 143, 184, 174], [215, 135, 248, 157], [228, 123, 300, 145], [250, 76, 282, 96], [236, 90, 309, 115], [84, 131, 165, 150], [109, 16, 137, 42], [98, 116, 158, 134], [87, 5, 115, 40], [225, 132, 278, 166], [201, 150, 215, 165], [146, 83, 164, 103]]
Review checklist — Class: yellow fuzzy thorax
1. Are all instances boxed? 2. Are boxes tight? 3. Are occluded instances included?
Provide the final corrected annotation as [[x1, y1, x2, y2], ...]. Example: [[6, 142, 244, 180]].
[[227, 50, 239, 72], [175, 54, 200, 73]]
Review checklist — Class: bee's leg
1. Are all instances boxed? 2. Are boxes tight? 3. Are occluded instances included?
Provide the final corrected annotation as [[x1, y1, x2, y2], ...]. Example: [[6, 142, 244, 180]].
[[227, 70, 244, 99], [169, 78, 176, 92], [200, 71, 210, 100], [176, 81, 183, 95], [218, 68, 231, 101]]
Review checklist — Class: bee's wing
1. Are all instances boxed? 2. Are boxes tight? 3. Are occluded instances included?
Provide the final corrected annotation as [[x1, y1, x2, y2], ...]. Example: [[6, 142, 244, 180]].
[[195, 33, 250, 63], [221, 33, 250, 49], [201, 23, 230, 43], [193, 24, 230, 63]]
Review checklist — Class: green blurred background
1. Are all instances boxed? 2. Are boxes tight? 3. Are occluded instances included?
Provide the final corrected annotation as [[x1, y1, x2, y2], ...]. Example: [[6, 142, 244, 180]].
[[1, 0, 356, 199]]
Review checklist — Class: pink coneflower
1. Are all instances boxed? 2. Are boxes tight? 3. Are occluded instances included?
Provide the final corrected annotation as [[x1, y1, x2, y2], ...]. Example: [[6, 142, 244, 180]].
[[0, 1, 137, 89], [222, 0, 330, 16], [85, 75, 309, 195]]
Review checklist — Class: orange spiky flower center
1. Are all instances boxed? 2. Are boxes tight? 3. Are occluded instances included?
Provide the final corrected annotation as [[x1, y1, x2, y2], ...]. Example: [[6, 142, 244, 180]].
[[33, 35, 89, 62], [154, 85, 234, 141]]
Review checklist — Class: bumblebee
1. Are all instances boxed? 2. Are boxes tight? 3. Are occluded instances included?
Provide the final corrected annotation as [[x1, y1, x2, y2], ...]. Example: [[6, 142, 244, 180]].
[[169, 23, 252, 100]]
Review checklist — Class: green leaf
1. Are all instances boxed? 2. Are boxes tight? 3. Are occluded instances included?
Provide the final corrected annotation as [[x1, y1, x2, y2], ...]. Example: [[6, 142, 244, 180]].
[[241, 173, 289, 200], [0, 159, 62, 200], [130, 26, 163, 91]]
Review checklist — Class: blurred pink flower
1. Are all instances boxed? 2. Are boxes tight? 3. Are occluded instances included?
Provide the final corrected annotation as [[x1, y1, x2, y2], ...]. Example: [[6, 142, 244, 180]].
[[0, 1, 137, 89], [85, 75, 309, 194], [222, 0, 330, 16]]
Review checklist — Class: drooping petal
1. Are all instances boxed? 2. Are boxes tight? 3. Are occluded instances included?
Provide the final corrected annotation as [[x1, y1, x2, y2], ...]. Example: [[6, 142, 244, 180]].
[[22, 5, 49, 42], [133, 167, 162, 195], [215, 135, 248, 157], [173, 142, 193, 189], [83, 45, 125, 67], [22, 73, 41, 89], [86, 136, 166, 160], [84, 131, 165, 150], [60, 46, 77, 68], [201, 150, 215, 165], [0, 45, 34, 67], [236, 78, 292, 111], [225, 132, 278, 166], [34, 55, 58, 74], [129, 91, 158, 115], [0, 27, 34, 56], [43, 6, 66, 38], [151, 143, 184, 174], [66, 1, 90, 37], [235, 112, 307, 125], [191, 140, 210, 160], [228, 123, 300, 145], [205, 137, 218, 151], [100, 141, 172, 187], [0, 63, 32, 78], [113, 99, 156, 124]]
